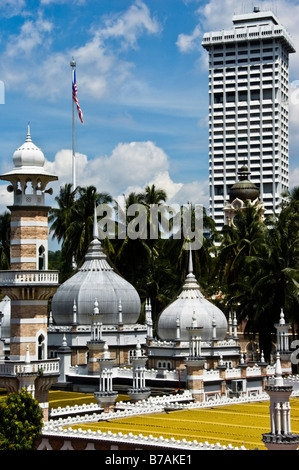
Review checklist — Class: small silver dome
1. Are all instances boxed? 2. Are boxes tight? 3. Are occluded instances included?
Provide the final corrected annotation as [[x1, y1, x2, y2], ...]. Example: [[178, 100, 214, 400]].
[[51, 212, 141, 326], [13, 125, 45, 168], [157, 252, 227, 341]]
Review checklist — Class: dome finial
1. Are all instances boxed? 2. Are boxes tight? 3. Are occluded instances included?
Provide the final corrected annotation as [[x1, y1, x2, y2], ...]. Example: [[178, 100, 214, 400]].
[[93, 204, 99, 240], [188, 242, 193, 274], [26, 122, 32, 143]]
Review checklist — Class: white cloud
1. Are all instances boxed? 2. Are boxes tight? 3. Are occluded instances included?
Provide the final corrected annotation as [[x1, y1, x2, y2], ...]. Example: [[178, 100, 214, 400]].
[[289, 167, 299, 189], [0, 1, 161, 102], [170, 180, 209, 207], [99, 0, 161, 50], [0, 185, 13, 215], [43, 140, 209, 209], [45, 141, 169, 195], [0, 0, 26, 18], [5, 13, 53, 58], [176, 24, 202, 53]]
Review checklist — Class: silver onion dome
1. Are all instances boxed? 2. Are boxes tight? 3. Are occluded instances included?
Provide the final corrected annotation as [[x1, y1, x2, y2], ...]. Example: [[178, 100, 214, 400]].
[[157, 250, 227, 341], [13, 124, 46, 168], [51, 208, 141, 326]]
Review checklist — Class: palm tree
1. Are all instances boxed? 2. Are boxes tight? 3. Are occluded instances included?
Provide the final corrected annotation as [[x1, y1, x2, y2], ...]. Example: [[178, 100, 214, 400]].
[[64, 186, 112, 267], [230, 198, 299, 360], [163, 205, 218, 290], [112, 191, 152, 288], [49, 183, 75, 245], [49, 184, 112, 276], [216, 202, 267, 292]]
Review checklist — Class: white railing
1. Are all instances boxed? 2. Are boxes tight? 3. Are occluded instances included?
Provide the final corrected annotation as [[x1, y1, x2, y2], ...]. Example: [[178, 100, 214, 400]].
[[0, 270, 59, 285], [203, 369, 220, 380], [225, 368, 242, 379], [246, 365, 262, 376], [202, 25, 295, 50], [40, 424, 248, 451], [0, 358, 59, 376], [48, 389, 272, 423]]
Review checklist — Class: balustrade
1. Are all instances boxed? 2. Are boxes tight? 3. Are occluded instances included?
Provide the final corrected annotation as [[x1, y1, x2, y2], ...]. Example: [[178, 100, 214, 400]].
[[0, 270, 59, 285]]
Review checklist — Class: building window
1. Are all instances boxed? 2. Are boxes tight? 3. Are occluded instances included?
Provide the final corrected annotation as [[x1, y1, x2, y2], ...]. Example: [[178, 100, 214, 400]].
[[39, 246, 46, 270], [214, 93, 223, 104], [38, 334, 46, 360]]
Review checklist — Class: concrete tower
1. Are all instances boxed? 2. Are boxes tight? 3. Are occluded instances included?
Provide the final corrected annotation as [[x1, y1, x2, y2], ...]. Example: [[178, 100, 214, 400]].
[[0, 127, 60, 420], [202, 8, 295, 230]]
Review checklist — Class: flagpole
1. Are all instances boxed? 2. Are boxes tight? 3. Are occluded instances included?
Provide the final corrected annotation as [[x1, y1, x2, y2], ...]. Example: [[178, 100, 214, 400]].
[[70, 58, 76, 190]]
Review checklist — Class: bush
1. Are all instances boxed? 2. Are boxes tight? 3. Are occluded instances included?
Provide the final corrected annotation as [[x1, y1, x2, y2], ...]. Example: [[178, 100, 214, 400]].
[[0, 388, 43, 450]]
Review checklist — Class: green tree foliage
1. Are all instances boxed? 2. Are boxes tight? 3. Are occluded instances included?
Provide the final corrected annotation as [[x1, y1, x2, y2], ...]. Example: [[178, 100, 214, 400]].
[[216, 195, 299, 360], [0, 389, 43, 450], [2, 182, 298, 358], [49, 184, 112, 279]]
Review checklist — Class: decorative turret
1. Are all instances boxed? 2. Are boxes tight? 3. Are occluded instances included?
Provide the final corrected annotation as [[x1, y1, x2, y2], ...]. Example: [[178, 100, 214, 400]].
[[94, 343, 118, 412], [0, 125, 57, 270], [224, 165, 265, 226], [128, 341, 150, 402], [229, 165, 259, 203], [87, 298, 105, 374], [262, 353, 299, 450]]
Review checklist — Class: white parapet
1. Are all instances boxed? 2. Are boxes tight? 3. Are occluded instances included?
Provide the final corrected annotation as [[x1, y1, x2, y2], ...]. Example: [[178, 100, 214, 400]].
[[0, 270, 59, 285]]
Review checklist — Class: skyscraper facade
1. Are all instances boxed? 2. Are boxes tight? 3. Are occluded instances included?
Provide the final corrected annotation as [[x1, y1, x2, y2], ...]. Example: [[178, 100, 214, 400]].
[[202, 7, 295, 230]]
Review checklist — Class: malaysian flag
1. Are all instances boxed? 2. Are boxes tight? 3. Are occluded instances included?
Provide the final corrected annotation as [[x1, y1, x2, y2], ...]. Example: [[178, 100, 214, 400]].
[[72, 69, 84, 124]]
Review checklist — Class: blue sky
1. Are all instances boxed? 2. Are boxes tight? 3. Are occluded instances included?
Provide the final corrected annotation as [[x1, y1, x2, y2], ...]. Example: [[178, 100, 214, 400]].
[[0, 0, 299, 248]]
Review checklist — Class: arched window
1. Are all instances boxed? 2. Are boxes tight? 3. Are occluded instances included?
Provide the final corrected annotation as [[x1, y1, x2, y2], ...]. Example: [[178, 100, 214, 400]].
[[246, 341, 259, 362], [38, 334, 45, 360], [38, 245, 46, 270]]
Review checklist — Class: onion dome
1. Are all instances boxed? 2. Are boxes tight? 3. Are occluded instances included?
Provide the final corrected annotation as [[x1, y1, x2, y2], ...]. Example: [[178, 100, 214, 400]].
[[157, 251, 227, 341], [229, 165, 259, 202], [51, 207, 141, 326], [13, 124, 45, 168], [0, 125, 57, 185]]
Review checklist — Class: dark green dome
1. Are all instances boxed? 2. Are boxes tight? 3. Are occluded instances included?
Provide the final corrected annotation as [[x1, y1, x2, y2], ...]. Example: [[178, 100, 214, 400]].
[[229, 166, 260, 202]]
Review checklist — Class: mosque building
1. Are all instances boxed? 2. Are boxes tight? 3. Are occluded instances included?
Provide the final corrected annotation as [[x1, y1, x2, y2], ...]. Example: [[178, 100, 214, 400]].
[[0, 128, 294, 414]]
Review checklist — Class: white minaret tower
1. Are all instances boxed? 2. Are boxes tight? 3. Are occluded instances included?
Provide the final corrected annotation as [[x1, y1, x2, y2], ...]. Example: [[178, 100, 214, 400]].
[[275, 309, 292, 374], [94, 343, 118, 412], [0, 127, 60, 420], [128, 341, 150, 403], [262, 353, 299, 450]]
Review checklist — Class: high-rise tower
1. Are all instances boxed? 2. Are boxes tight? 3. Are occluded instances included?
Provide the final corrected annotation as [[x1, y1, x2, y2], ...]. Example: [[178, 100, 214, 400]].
[[202, 7, 295, 230]]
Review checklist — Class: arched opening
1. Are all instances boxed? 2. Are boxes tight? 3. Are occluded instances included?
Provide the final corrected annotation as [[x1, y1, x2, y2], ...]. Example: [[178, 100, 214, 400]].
[[24, 178, 34, 195], [246, 341, 259, 362], [38, 334, 45, 360], [38, 245, 46, 270], [36, 179, 43, 195], [16, 179, 22, 195]]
